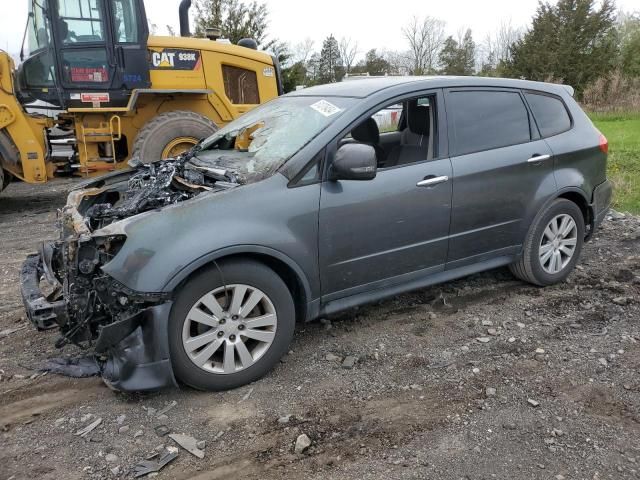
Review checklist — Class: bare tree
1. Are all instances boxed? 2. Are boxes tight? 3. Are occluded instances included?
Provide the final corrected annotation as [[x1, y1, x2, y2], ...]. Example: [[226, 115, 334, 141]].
[[381, 49, 412, 75], [338, 37, 359, 74], [481, 19, 523, 70], [292, 37, 315, 64], [402, 15, 446, 75]]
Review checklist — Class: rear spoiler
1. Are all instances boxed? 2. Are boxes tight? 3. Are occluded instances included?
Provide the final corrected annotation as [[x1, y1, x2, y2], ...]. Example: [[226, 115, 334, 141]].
[[561, 85, 575, 97]]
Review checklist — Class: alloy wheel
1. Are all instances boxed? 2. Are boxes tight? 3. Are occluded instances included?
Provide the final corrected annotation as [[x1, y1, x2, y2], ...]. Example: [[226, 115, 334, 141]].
[[538, 213, 578, 275], [181, 284, 277, 374]]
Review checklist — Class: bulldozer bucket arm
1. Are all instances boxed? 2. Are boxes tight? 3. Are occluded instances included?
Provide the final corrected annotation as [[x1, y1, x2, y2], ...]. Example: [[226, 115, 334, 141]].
[[0, 51, 50, 183]]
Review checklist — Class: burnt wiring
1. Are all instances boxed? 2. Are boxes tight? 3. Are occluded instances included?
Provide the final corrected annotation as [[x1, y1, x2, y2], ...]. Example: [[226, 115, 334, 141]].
[[55, 290, 97, 349]]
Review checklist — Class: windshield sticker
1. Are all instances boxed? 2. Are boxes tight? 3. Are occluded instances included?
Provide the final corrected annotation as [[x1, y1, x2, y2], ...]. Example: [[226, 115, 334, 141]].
[[310, 100, 342, 117]]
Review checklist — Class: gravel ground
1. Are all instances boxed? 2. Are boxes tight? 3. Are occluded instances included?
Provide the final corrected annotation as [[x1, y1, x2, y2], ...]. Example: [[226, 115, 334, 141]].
[[0, 179, 639, 480]]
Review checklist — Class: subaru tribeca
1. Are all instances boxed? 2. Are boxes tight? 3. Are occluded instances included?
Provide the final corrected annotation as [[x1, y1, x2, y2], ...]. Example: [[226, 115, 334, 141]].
[[21, 77, 612, 391]]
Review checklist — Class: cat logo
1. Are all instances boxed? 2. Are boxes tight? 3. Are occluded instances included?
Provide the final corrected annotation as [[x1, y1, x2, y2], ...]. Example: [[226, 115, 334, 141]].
[[150, 49, 201, 70], [152, 51, 176, 68]]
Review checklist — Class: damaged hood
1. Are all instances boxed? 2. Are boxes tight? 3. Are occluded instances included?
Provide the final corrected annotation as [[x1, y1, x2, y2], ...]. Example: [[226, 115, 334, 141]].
[[66, 151, 246, 235]]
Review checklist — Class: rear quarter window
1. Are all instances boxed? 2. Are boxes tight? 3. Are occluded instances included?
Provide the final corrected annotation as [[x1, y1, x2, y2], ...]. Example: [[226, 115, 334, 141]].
[[448, 90, 531, 156], [524, 92, 572, 138]]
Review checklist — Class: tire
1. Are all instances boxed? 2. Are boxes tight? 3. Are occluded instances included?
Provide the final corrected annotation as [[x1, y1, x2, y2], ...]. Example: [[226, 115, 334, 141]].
[[510, 198, 585, 286], [168, 259, 295, 391], [2, 168, 12, 192], [131, 110, 218, 163], [0, 130, 18, 193]]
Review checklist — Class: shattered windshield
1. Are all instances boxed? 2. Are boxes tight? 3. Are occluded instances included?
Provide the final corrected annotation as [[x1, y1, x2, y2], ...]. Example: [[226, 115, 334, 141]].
[[194, 96, 355, 182]]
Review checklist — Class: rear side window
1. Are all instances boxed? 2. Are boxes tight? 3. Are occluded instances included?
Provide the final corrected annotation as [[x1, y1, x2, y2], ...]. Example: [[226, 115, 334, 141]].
[[525, 92, 571, 138], [222, 65, 260, 104], [449, 90, 531, 156]]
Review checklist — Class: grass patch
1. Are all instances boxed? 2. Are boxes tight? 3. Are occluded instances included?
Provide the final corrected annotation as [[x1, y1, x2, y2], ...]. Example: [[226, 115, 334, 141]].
[[589, 111, 640, 214]]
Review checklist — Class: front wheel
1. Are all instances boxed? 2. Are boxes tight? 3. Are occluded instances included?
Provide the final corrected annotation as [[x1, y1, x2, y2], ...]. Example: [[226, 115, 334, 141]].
[[168, 259, 295, 391], [510, 199, 585, 286]]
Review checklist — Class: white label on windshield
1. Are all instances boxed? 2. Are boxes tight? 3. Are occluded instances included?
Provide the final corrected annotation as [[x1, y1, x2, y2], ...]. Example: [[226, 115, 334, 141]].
[[310, 100, 342, 117]]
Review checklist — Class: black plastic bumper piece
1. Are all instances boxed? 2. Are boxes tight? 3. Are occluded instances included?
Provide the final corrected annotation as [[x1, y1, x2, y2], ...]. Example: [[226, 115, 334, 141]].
[[98, 302, 179, 392], [593, 179, 613, 228], [20, 254, 66, 330]]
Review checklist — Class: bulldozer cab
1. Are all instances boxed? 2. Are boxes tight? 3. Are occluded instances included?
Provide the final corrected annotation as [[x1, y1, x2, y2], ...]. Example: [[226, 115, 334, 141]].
[[18, 0, 151, 109]]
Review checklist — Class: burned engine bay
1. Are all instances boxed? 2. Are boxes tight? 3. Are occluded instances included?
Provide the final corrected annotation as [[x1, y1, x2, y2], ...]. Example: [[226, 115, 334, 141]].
[[83, 149, 246, 230], [20, 138, 274, 390], [20, 99, 315, 390]]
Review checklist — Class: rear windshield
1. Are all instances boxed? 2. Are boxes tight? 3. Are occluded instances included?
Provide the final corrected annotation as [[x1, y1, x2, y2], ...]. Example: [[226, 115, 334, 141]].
[[525, 92, 572, 138], [197, 96, 355, 182]]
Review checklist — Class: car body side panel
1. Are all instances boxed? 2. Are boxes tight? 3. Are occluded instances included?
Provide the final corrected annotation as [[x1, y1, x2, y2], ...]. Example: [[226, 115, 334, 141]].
[[101, 174, 321, 297], [530, 90, 606, 219], [446, 139, 557, 266], [319, 158, 453, 298]]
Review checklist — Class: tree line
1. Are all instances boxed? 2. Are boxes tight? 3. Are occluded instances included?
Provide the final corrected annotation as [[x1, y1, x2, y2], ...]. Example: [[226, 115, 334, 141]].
[[191, 0, 640, 101]]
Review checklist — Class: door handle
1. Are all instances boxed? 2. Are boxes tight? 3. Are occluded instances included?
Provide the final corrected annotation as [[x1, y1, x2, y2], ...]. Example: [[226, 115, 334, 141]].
[[417, 175, 449, 187], [527, 154, 552, 163]]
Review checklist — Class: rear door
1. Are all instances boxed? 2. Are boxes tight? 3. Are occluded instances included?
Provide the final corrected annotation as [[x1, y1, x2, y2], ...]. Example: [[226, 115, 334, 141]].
[[444, 88, 557, 269]]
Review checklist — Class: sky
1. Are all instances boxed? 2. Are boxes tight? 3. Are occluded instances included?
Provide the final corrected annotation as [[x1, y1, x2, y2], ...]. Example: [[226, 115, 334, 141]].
[[2, 0, 639, 61]]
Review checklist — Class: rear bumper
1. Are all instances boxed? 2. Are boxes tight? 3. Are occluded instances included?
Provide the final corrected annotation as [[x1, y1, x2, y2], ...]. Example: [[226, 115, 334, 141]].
[[593, 179, 613, 228]]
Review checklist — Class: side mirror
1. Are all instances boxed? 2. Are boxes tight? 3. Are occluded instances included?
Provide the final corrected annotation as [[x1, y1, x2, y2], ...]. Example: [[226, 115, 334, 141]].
[[331, 144, 377, 181]]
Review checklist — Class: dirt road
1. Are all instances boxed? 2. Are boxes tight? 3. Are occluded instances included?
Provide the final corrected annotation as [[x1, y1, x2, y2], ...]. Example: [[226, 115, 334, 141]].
[[1, 179, 639, 480]]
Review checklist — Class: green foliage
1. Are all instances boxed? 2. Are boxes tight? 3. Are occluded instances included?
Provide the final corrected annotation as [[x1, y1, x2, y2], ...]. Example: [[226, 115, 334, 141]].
[[591, 112, 640, 213], [193, 0, 269, 46], [317, 35, 344, 83], [439, 29, 476, 75], [618, 13, 640, 76], [281, 61, 306, 93], [363, 49, 390, 76], [504, 0, 617, 95]]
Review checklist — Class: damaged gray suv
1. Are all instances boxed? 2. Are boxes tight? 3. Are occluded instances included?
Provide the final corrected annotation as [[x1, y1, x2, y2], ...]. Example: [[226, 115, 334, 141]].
[[21, 77, 612, 392]]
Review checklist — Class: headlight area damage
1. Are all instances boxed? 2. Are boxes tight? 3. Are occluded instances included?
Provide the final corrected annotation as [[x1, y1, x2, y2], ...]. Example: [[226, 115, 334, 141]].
[[20, 153, 239, 392]]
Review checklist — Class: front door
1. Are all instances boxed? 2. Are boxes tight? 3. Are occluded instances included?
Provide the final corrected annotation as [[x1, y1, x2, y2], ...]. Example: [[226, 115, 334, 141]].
[[319, 91, 452, 300]]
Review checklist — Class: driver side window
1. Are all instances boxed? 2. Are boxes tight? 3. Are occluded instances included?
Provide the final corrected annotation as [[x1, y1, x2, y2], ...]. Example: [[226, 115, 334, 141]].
[[57, 0, 105, 44], [341, 93, 437, 169]]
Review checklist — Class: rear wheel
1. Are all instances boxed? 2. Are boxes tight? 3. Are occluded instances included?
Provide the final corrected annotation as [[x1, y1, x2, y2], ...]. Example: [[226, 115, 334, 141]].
[[510, 199, 585, 286], [132, 111, 218, 163], [168, 259, 295, 391]]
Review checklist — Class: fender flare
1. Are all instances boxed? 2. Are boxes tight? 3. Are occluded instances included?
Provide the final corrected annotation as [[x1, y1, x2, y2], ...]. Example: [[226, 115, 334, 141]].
[[162, 244, 314, 309], [539, 186, 594, 229]]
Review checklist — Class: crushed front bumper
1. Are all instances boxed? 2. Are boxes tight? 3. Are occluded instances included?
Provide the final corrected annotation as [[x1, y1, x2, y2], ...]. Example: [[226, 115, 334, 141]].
[[21, 253, 66, 330], [20, 252, 178, 392], [97, 302, 179, 392]]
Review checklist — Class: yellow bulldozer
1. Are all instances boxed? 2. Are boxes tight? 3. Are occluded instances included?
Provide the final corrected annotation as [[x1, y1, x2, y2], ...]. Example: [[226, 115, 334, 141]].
[[0, 0, 282, 193]]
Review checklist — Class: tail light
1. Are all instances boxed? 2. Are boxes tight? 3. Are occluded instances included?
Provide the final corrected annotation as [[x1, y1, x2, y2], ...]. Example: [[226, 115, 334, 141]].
[[598, 133, 608, 154]]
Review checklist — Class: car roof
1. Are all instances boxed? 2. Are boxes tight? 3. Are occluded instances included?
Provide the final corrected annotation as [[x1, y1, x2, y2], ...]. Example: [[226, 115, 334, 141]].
[[288, 76, 572, 98]]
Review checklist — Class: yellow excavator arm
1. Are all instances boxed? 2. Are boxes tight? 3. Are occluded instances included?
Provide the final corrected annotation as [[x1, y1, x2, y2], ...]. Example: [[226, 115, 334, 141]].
[[0, 51, 52, 183]]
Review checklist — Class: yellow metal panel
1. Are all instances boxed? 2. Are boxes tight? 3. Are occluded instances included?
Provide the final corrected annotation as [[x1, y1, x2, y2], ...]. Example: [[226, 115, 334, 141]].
[[148, 36, 275, 65], [0, 51, 49, 183]]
